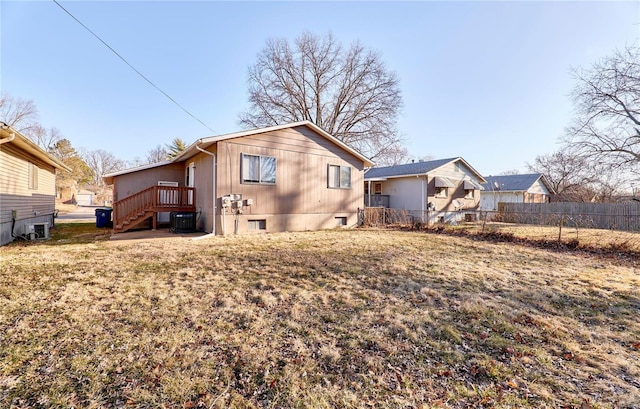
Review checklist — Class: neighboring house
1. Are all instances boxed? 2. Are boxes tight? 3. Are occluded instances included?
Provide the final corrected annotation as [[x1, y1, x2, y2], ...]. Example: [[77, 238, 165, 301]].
[[76, 189, 96, 206], [103, 121, 373, 235], [479, 173, 555, 211], [0, 122, 70, 245], [364, 157, 486, 223]]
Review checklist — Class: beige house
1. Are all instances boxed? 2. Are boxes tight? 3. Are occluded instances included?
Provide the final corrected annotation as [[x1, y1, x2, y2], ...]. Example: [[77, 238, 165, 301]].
[[0, 122, 70, 245], [103, 121, 373, 235], [480, 173, 554, 211], [364, 157, 486, 223]]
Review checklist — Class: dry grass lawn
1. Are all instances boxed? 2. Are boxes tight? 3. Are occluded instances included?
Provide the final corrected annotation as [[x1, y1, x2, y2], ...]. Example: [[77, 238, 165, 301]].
[[1, 224, 639, 408], [450, 221, 640, 253]]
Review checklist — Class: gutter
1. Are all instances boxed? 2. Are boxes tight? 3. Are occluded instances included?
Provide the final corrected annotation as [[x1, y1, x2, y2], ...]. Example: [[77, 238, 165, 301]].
[[193, 141, 217, 239], [0, 124, 16, 145]]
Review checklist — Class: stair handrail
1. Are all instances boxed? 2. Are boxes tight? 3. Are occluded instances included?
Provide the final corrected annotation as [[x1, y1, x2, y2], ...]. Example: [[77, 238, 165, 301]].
[[113, 185, 195, 229]]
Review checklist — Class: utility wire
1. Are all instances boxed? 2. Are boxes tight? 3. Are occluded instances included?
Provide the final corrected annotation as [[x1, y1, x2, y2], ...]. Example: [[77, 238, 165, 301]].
[[52, 0, 215, 134]]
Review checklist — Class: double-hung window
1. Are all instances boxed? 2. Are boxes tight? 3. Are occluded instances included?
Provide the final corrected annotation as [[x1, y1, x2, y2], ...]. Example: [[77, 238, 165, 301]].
[[241, 154, 276, 184], [328, 165, 351, 189], [28, 162, 38, 190]]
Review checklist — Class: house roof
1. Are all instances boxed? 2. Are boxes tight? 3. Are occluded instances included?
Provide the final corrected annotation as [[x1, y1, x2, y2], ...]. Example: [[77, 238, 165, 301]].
[[175, 121, 375, 167], [0, 122, 71, 172], [482, 173, 556, 194], [364, 157, 486, 183], [103, 160, 173, 182], [104, 121, 375, 184]]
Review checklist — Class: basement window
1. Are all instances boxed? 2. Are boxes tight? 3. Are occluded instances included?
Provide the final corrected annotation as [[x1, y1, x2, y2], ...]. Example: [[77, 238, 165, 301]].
[[335, 217, 347, 226], [248, 219, 266, 231]]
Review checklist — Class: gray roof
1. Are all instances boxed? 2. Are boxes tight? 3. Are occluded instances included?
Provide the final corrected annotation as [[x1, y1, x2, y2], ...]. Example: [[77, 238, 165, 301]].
[[364, 157, 459, 179], [482, 173, 551, 192]]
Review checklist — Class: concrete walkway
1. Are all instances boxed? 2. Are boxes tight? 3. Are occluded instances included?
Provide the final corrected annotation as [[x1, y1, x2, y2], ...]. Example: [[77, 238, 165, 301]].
[[56, 205, 104, 223], [56, 206, 208, 242]]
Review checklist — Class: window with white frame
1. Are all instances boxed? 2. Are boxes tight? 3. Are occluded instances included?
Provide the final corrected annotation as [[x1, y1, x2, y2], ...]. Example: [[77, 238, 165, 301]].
[[28, 162, 38, 190], [328, 165, 351, 189], [242, 154, 276, 184]]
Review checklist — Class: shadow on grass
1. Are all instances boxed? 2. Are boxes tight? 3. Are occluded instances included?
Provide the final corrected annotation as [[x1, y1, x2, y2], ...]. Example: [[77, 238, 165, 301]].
[[5, 222, 112, 248], [394, 224, 640, 266]]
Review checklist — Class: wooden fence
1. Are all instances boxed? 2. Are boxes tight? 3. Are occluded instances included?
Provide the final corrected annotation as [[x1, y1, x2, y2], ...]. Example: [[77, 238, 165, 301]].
[[498, 202, 640, 231]]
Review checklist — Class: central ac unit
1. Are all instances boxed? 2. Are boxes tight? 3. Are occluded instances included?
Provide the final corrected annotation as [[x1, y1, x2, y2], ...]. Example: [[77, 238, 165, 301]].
[[24, 222, 50, 240]]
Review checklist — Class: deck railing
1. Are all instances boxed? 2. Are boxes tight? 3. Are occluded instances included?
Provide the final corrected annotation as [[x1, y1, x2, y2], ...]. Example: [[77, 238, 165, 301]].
[[364, 194, 390, 208], [113, 185, 195, 228]]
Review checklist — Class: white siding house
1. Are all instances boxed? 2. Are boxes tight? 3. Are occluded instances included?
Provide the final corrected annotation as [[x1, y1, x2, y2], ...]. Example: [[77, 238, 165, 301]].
[[0, 123, 70, 245], [480, 173, 554, 211], [364, 157, 486, 223]]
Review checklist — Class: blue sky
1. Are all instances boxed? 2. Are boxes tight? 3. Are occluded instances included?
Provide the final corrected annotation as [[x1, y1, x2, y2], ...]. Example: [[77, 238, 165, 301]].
[[2, 1, 638, 175]]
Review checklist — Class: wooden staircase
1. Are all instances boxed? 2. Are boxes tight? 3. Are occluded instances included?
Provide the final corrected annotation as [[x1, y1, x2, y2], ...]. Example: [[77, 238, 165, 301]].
[[113, 185, 196, 233]]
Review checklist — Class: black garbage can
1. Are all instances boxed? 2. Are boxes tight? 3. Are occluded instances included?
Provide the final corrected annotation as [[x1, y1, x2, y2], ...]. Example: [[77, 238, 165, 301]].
[[95, 208, 113, 228]]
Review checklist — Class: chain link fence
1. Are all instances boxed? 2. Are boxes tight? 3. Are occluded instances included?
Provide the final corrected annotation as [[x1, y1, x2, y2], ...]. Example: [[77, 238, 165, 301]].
[[358, 207, 640, 254]]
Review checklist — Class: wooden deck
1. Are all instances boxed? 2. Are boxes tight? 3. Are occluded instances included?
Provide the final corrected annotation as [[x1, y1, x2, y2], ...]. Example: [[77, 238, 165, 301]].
[[113, 185, 196, 233]]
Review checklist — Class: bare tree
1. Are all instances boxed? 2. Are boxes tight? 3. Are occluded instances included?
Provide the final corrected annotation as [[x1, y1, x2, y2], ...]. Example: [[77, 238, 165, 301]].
[[498, 169, 523, 176], [240, 32, 405, 163], [565, 45, 640, 170], [0, 93, 39, 135], [81, 149, 126, 187], [526, 149, 629, 202], [147, 144, 169, 163], [29, 126, 63, 152], [0, 93, 64, 150]]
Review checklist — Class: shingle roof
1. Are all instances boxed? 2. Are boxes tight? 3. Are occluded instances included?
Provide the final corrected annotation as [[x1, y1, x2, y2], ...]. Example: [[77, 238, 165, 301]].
[[364, 157, 459, 179], [482, 173, 548, 192]]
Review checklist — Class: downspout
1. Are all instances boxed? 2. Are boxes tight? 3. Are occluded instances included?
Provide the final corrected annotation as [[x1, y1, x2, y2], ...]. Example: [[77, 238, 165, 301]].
[[0, 130, 16, 145], [367, 180, 371, 207], [420, 175, 425, 222], [193, 142, 217, 239], [425, 174, 430, 225]]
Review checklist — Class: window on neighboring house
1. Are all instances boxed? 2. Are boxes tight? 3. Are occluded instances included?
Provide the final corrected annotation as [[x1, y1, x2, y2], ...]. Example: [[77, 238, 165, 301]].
[[248, 219, 267, 230], [328, 165, 351, 189], [242, 154, 276, 184], [28, 162, 38, 190], [465, 189, 474, 199], [374, 183, 382, 194], [435, 187, 448, 198]]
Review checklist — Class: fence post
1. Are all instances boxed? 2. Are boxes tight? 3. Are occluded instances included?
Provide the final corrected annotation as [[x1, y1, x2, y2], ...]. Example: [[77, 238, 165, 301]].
[[558, 215, 564, 244], [482, 211, 487, 233]]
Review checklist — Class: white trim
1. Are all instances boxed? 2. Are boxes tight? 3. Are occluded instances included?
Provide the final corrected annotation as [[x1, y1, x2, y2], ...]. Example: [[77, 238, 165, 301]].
[[175, 121, 374, 167], [104, 160, 173, 179]]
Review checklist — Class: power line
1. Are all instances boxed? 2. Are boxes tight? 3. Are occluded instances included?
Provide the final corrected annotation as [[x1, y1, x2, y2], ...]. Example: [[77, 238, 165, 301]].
[[52, 0, 215, 134]]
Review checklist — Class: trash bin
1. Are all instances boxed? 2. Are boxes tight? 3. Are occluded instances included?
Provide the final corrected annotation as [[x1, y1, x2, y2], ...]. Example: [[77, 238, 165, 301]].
[[95, 208, 113, 228]]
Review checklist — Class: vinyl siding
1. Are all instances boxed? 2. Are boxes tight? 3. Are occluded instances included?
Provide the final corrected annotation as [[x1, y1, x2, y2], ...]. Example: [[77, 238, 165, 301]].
[[109, 125, 367, 235], [112, 163, 185, 202], [1, 144, 57, 245], [370, 159, 483, 217], [215, 126, 364, 217], [529, 179, 551, 195]]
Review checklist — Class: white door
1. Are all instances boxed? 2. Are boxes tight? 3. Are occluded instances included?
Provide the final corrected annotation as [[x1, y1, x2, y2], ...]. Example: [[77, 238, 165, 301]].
[[186, 162, 195, 205], [158, 181, 179, 223]]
